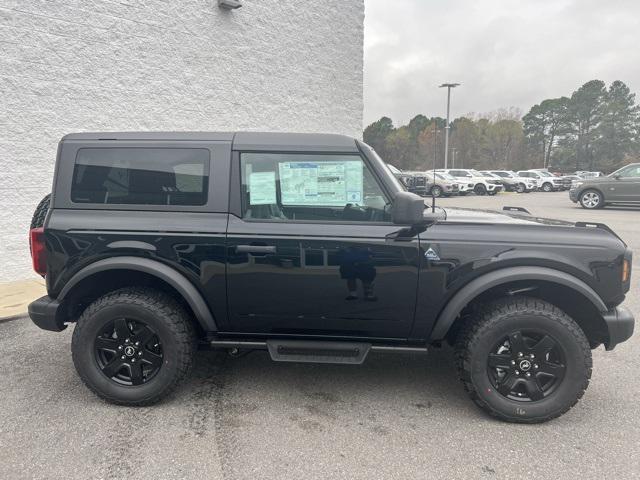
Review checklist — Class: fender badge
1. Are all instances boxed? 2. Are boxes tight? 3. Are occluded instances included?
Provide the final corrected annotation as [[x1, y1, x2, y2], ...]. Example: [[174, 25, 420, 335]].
[[425, 247, 440, 261]]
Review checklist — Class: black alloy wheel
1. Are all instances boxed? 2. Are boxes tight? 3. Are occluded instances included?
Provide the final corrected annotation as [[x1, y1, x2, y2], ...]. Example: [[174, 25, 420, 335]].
[[94, 318, 163, 386], [487, 330, 566, 402], [516, 183, 525, 193]]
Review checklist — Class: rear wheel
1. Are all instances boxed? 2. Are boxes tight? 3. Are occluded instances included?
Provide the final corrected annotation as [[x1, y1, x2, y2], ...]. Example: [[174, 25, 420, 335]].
[[579, 189, 604, 209], [455, 297, 592, 423], [72, 287, 195, 406]]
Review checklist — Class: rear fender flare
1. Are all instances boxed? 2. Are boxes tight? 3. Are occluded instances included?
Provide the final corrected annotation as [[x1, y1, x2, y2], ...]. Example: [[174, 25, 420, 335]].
[[58, 256, 217, 332], [429, 266, 606, 340]]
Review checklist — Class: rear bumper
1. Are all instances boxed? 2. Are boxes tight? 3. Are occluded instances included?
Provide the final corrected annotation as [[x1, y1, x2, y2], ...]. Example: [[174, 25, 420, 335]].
[[28, 295, 66, 332], [603, 306, 635, 350]]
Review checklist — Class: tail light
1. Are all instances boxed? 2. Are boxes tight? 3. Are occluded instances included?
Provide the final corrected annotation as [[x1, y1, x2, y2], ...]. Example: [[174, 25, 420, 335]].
[[30, 227, 47, 276]]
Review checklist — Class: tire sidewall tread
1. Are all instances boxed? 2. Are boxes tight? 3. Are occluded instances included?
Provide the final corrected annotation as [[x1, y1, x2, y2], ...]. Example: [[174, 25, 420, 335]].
[[455, 296, 592, 423], [71, 287, 195, 406]]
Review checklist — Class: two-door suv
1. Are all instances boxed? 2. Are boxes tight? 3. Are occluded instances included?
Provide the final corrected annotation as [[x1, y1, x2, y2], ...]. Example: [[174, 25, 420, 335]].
[[29, 132, 634, 423]]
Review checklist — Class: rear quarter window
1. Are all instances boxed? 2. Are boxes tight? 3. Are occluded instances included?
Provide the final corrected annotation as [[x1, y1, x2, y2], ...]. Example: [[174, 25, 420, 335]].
[[71, 148, 210, 206]]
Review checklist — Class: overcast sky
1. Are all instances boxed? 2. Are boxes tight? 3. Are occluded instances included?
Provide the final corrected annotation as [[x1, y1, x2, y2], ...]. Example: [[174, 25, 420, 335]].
[[364, 0, 640, 126]]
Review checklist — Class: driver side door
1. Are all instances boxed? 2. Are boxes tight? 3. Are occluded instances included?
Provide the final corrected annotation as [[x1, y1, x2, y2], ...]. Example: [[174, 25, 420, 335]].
[[224, 151, 421, 339]]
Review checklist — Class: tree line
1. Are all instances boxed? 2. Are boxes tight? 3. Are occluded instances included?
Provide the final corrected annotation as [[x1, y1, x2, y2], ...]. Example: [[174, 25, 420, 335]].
[[364, 80, 639, 173]]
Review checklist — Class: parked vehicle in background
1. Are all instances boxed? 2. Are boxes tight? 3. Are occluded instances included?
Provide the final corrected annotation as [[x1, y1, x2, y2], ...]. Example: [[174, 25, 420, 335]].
[[402, 171, 456, 197], [570, 163, 640, 209], [438, 171, 474, 196], [28, 131, 635, 423], [577, 171, 604, 179], [439, 169, 503, 195], [487, 170, 537, 193], [518, 170, 564, 192]]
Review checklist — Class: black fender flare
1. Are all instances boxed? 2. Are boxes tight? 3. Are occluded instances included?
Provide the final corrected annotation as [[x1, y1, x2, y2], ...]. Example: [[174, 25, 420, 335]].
[[429, 266, 607, 340], [58, 256, 217, 332]]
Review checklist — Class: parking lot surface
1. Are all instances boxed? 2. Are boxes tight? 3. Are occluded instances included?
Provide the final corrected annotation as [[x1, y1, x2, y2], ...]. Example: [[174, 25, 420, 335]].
[[1, 192, 638, 480]]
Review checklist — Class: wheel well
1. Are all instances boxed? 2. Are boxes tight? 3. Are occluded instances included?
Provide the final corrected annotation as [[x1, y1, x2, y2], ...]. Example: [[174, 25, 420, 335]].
[[59, 269, 205, 337], [445, 280, 609, 348]]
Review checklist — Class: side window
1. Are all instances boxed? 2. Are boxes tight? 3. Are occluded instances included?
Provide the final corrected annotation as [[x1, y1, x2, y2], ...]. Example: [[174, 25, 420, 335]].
[[240, 153, 391, 222], [71, 148, 209, 206], [618, 165, 640, 178]]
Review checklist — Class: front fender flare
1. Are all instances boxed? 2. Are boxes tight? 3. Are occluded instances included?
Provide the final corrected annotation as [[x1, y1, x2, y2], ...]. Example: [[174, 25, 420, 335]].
[[429, 266, 607, 340], [58, 256, 217, 332]]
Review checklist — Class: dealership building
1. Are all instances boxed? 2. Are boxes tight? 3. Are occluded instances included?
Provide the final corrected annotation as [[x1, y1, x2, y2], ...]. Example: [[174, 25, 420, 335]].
[[0, 0, 365, 282]]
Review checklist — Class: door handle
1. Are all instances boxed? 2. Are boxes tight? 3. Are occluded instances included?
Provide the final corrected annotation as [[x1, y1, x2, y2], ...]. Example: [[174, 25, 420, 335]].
[[236, 244, 277, 254]]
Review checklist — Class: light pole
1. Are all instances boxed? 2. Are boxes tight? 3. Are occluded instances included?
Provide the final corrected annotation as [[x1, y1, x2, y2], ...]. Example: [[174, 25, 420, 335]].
[[439, 83, 460, 169], [451, 148, 457, 168]]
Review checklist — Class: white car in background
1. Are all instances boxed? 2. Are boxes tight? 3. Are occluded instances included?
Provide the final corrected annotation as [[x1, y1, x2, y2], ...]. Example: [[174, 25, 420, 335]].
[[517, 170, 564, 192], [486, 170, 538, 193], [436, 171, 474, 195], [438, 168, 503, 195]]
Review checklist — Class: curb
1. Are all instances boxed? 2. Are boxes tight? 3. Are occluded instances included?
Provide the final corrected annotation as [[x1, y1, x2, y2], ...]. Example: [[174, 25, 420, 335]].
[[0, 314, 26, 324]]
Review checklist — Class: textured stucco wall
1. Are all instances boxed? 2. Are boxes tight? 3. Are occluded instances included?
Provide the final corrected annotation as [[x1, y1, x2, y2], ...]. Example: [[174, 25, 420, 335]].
[[0, 0, 364, 282]]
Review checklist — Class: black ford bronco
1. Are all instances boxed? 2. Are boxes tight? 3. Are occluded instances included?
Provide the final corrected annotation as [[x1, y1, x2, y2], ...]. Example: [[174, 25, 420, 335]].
[[29, 132, 634, 423]]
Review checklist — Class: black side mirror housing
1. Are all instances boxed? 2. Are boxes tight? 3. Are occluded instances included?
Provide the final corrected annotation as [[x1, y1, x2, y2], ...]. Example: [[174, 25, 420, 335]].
[[614, 174, 622, 180], [391, 191, 427, 225]]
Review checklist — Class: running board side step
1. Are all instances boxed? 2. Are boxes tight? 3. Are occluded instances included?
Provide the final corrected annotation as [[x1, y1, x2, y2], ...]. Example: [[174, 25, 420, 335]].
[[268, 340, 370, 364], [209, 339, 427, 365]]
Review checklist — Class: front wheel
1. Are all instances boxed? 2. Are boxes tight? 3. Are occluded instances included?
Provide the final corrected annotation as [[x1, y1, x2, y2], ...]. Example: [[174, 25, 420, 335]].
[[430, 185, 443, 197], [455, 297, 592, 423], [72, 287, 195, 406], [516, 183, 525, 193], [579, 189, 604, 209], [542, 182, 553, 192], [474, 184, 487, 195]]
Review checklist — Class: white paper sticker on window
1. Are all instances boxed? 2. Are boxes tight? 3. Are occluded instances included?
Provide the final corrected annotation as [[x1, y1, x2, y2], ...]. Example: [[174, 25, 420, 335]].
[[279, 161, 363, 206], [249, 171, 277, 205]]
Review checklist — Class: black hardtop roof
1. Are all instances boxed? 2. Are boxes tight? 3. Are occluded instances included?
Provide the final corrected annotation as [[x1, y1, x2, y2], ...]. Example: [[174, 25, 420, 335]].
[[62, 132, 359, 152]]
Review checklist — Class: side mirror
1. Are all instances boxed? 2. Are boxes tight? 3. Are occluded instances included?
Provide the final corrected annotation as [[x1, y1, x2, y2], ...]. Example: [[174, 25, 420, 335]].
[[614, 174, 622, 180], [391, 191, 426, 225]]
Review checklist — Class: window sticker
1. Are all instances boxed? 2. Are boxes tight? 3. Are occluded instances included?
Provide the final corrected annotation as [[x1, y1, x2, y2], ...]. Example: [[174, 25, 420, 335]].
[[279, 161, 363, 206], [249, 171, 277, 205]]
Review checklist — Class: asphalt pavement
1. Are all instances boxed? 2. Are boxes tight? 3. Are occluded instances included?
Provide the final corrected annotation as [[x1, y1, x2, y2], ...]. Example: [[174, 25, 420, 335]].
[[1, 192, 639, 480]]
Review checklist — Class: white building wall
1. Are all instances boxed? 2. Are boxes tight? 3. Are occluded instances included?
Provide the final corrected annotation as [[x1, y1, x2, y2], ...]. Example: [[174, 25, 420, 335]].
[[0, 0, 364, 282]]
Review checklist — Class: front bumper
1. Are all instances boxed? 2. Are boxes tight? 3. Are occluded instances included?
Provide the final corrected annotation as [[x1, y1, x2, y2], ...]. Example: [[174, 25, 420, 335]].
[[569, 189, 579, 203], [603, 306, 635, 350], [28, 295, 66, 332]]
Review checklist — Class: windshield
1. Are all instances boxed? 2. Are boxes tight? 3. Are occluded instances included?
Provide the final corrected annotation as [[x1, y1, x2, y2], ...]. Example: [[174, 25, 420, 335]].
[[469, 169, 485, 177], [437, 172, 455, 181], [539, 171, 554, 177]]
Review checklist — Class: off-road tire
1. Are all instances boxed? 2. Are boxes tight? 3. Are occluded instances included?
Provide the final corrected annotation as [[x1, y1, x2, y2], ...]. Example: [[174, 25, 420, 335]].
[[455, 296, 592, 423], [30, 193, 51, 229], [72, 287, 195, 406]]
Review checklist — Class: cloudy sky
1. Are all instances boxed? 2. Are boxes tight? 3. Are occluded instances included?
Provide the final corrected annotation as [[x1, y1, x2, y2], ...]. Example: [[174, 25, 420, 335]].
[[364, 0, 640, 126]]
